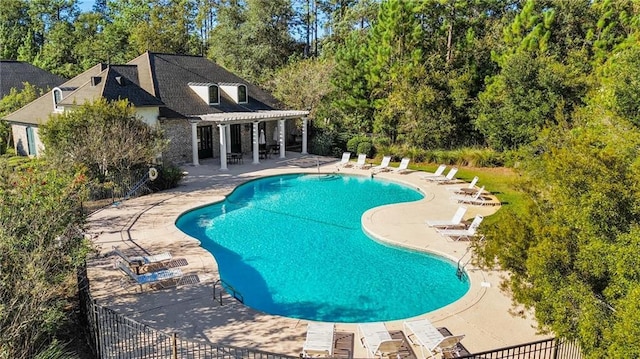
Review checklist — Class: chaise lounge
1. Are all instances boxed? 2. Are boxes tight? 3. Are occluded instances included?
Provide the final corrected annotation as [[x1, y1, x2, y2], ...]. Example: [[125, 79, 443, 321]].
[[116, 261, 183, 290], [437, 215, 484, 241], [403, 319, 465, 359], [112, 246, 172, 273], [426, 206, 468, 229], [358, 322, 404, 358], [302, 322, 335, 357]]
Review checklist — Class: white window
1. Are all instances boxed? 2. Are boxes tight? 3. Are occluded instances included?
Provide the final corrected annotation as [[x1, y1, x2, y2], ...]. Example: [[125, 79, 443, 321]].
[[209, 85, 220, 105]]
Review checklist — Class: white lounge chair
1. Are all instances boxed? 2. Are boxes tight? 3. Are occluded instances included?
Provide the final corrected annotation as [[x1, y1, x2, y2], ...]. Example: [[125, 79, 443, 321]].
[[117, 261, 183, 290], [426, 167, 458, 184], [437, 215, 483, 241], [420, 164, 446, 179], [353, 153, 371, 169], [303, 322, 334, 357], [336, 152, 352, 168], [358, 322, 403, 358], [426, 206, 467, 229], [372, 155, 392, 173], [112, 246, 172, 270], [450, 176, 481, 196], [452, 186, 495, 206], [403, 319, 465, 359], [393, 157, 411, 174]]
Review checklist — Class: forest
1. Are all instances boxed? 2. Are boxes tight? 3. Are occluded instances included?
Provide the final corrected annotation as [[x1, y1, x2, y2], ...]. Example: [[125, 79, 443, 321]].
[[1, 1, 640, 358]]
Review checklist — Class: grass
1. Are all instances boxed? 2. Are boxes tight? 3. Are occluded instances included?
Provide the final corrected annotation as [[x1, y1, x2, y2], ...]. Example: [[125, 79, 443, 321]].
[[393, 160, 529, 225]]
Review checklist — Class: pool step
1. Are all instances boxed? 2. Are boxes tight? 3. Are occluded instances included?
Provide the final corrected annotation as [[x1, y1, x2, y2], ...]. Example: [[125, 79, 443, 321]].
[[312, 174, 340, 181]]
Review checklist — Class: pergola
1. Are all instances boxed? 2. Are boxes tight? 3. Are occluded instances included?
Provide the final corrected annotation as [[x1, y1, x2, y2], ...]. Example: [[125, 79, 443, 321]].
[[192, 110, 310, 170]]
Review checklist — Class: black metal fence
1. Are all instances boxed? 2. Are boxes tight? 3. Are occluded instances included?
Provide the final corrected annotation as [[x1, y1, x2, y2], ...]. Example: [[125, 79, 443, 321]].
[[77, 265, 297, 359], [457, 337, 583, 359], [77, 265, 582, 359]]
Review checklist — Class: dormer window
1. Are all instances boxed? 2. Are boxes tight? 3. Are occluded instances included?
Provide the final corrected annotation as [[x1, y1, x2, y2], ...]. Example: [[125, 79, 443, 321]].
[[238, 84, 247, 104], [219, 83, 248, 104], [188, 82, 219, 106], [53, 88, 63, 112], [208, 85, 219, 105]]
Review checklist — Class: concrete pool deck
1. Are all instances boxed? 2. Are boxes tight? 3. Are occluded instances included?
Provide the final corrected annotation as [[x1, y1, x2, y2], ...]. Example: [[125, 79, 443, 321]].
[[86, 152, 549, 357]]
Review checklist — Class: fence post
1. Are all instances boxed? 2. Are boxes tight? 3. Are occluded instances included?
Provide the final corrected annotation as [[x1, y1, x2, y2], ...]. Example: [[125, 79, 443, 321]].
[[552, 337, 560, 359], [93, 300, 102, 359], [172, 332, 178, 359]]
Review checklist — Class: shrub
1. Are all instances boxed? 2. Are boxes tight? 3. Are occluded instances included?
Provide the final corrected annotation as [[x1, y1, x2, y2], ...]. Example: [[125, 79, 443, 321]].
[[356, 141, 373, 157], [309, 131, 336, 156], [149, 164, 184, 191], [346, 135, 368, 153]]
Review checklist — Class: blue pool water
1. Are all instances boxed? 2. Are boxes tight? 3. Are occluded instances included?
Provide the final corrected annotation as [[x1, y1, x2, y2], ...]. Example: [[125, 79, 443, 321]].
[[176, 173, 469, 322]]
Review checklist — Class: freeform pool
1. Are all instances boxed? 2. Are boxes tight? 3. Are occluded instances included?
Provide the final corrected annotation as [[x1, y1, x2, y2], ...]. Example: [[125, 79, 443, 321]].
[[176, 173, 469, 322]]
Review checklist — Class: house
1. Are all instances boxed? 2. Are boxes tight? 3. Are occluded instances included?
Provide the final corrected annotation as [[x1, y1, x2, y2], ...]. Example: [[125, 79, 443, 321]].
[[4, 52, 309, 168], [0, 60, 66, 99]]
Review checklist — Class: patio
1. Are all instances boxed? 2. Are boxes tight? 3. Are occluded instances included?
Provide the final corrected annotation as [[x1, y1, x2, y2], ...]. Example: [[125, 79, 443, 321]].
[[85, 152, 547, 357]]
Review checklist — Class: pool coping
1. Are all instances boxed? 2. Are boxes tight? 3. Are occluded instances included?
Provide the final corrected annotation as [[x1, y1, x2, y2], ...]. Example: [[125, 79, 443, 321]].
[[86, 154, 549, 357]]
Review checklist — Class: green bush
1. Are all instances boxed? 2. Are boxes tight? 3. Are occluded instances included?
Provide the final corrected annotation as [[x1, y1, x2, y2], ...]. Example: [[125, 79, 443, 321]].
[[149, 164, 184, 191], [356, 141, 373, 157], [346, 135, 368, 153], [309, 131, 336, 156]]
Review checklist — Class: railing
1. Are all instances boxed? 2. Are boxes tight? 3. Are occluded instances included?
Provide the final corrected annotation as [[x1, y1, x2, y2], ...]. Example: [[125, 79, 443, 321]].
[[77, 265, 295, 359], [78, 264, 582, 359], [213, 279, 245, 306], [86, 167, 152, 205], [457, 337, 583, 359]]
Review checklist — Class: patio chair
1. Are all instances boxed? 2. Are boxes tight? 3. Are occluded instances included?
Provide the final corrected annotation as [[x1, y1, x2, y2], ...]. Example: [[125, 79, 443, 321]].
[[372, 156, 392, 173], [303, 322, 335, 357], [116, 261, 183, 290], [112, 246, 172, 272], [426, 206, 468, 229], [353, 153, 371, 169], [452, 186, 495, 206], [403, 319, 465, 359], [336, 152, 352, 168], [425, 167, 458, 184], [393, 157, 411, 174], [437, 215, 483, 241], [358, 322, 404, 358], [450, 176, 482, 196], [419, 164, 446, 180]]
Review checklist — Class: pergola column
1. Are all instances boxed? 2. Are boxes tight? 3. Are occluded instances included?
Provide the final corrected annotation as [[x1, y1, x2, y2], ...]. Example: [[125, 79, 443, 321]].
[[218, 124, 228, 171], [252, 121, 260, 164], [301, 117, 308, 154], [190, 119, 200, 166], [278, 119, 286, 159]]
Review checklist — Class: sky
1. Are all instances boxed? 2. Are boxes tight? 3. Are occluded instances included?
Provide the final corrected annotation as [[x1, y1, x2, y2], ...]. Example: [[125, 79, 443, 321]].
[[78, 0, 95, 12]]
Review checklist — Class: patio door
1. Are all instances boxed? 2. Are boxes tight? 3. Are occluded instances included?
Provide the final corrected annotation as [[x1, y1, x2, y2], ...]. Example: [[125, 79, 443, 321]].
[[230, 124, 242, 153], [197, 125, 213, 159]]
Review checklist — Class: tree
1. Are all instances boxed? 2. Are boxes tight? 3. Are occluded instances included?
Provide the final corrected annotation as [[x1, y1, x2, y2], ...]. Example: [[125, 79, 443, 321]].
[[0, 157, 89, 359], [207, 0, 296, 83], [39, 99, 166, 182], [268, 57, 336, 118], [128, 0, 200, 55]]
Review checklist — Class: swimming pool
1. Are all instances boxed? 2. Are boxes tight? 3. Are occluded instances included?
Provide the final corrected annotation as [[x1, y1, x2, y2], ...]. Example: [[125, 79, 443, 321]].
[[176, 173, 469, 322]]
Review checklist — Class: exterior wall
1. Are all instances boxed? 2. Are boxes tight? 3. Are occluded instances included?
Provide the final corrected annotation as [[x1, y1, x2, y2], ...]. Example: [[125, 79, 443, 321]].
[[11, 124, 43, 157], [159, 118, 192, 165], [135, 107, 160, 127]]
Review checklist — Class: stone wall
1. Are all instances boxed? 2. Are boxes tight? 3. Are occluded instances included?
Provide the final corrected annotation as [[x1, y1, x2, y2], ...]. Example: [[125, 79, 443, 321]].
[[159, 118, 191, 165]]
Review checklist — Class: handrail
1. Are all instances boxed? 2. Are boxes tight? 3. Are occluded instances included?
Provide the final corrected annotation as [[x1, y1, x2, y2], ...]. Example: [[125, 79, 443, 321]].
[[456, 246, 473, 280], [213, 279, 244, 306]]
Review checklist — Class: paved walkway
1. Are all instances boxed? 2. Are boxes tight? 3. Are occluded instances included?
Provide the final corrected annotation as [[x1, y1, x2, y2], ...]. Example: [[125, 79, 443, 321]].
[[86, 153, 548, 357]]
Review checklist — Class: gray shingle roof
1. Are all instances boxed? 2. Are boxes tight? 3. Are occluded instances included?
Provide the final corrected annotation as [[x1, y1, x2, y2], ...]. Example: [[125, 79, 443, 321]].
[[128, 52, 282, 118], [5, 52, 285, 125], [0, 60, 66, 98]]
